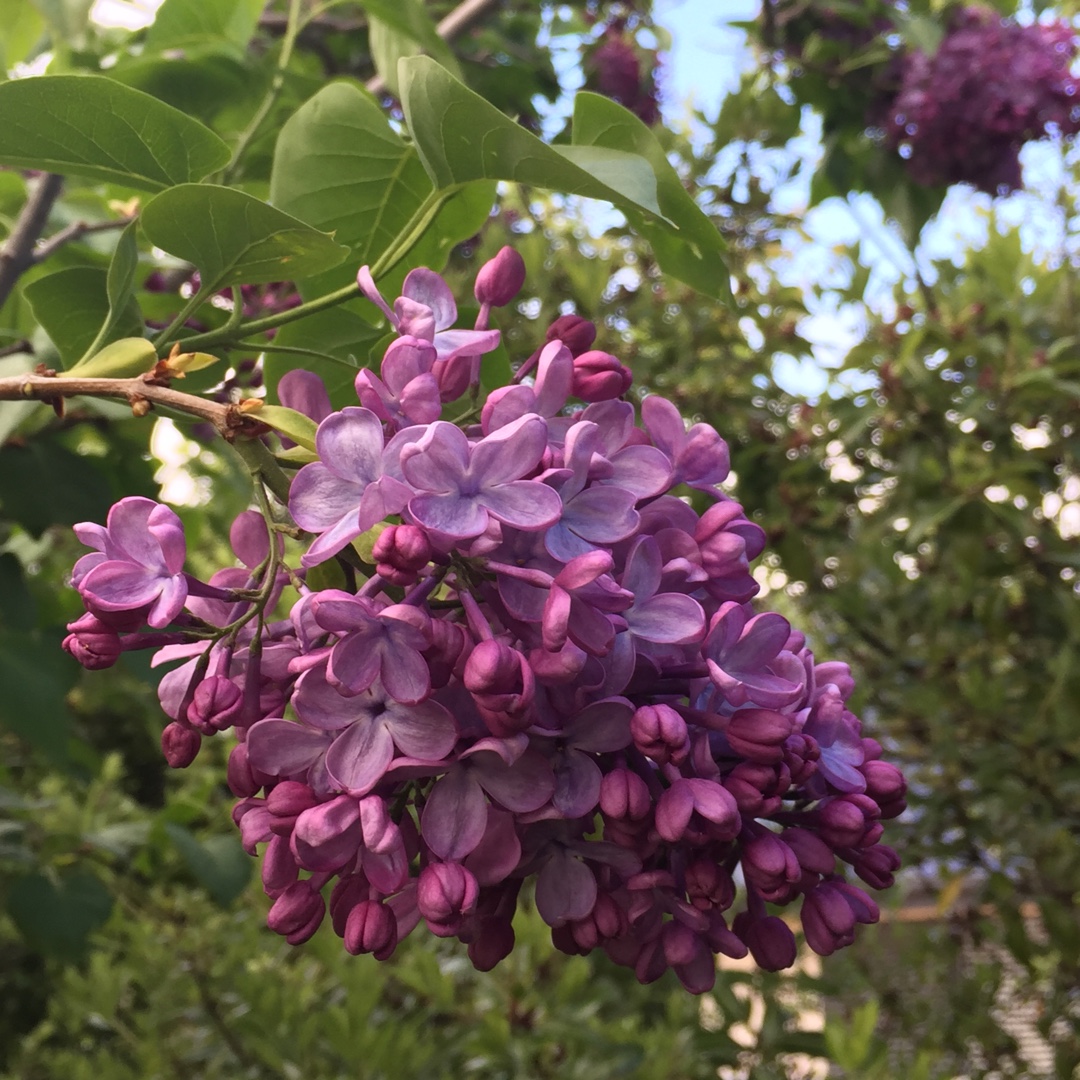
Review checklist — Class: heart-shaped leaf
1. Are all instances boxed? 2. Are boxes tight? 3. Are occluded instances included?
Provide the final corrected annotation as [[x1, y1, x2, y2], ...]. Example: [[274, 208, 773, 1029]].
[[571, 93, 733, 302], [141, 185, 349, 289], [399, 56, 666, 221], [0, 75, 230, 191]]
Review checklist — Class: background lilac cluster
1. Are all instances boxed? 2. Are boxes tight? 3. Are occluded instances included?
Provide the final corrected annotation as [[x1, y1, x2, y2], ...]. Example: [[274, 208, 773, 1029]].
[[62, 249, 905, 994]]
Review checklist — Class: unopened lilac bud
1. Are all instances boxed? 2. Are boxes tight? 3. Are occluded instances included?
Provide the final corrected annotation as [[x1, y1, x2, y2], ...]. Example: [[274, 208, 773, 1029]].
[[862, 759, 906, 804], [570, 892, 627, 951], [474, 246, 526, 307], [545, 314, 596, 356], [418, 862, 479, 936], [599, 767, 651, 821], [733, 912, 797, 971], [372, 524, 433, 585], [262, 833, 300, 894], [161, 722, 201, 768], [783, 733, 820, 785], [463, 639, 520, 695], [685, 858, 735, 912], [344, 899, 397, 960], [424, 619, 469, 689], [227, 743, 260, 797], [329, 874, 370, 937], [267, 880, 325, 944], [630, 704, 689, 765], [852, 844, 901, 890], [267, 781, 319, 835], [817, 795, 880, 849], [725, 709, 795, 764], [800, 884, 855, 957], [571, 350, 633, 402], [781, 827, 836, 876], [63, 613, 122, 670], [656, 777, 740, 843], [742, 833, 801, 901], [467, 917, 515, 971], [187, 675, 243, 733]]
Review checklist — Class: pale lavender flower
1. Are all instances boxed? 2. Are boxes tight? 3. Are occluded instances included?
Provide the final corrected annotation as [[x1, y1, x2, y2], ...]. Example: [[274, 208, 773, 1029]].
[[289, 407, 413, 567], [73, 497, 188, 628], [401, 414, 562, 539]]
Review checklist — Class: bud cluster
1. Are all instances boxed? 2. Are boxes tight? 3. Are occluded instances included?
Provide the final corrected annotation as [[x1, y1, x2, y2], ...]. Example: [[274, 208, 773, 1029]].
[[63, 247, 904, 993]]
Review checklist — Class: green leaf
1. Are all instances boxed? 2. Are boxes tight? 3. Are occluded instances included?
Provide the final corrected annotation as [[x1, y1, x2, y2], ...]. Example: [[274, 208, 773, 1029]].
[[141, 184, 349, 290], [254, 404, 318, 450], [0, 1, 45, 70], [24, 267, 143, 369], [0, 630, 75, 763], [572, 92, 731, 301], [0, 353, 39, 446], [265, 305, 383, 409], [270, 81, 496, 297], [0, 553, 35, 631], [399, 57, 665, 221], [6, 872, 113, 961], [364, 0, 461, 76], [270, 81, 433, 272], [74, 219, 143, 363], [0, 75, 230, 191], [164, 824, 253, 907], [64, 337, 157, 378], [145, 0, 264, 54]]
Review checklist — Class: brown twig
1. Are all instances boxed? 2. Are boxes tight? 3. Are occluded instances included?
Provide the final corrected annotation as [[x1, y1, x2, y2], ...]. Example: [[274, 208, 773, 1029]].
[[0, 173, 64, 310], [0, 371, 265, 439], [32, 214, 138, 264]]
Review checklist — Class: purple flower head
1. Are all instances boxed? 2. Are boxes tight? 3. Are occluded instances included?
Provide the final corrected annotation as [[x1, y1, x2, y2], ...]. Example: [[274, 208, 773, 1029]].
[[289, 407, 413, 567], [63, 250, 903, 990], [401, 414, 562, 540], [74, 497, 188, 628]]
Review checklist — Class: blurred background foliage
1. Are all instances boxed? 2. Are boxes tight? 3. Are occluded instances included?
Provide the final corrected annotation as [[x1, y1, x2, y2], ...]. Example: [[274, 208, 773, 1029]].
[[1, 0, 1079, 1076]]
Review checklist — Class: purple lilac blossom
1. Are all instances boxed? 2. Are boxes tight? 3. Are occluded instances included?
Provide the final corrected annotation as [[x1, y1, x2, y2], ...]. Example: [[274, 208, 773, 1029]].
[[61, 254, 905, 991]]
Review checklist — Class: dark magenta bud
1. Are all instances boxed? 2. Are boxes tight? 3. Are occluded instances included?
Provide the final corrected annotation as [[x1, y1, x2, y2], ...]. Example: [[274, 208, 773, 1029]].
[[63, 613, 122, 670], [733, 912, 797, 971], [187, 675, 243, 733], [344, 899, 397, 960], [630, 703, 689, 765], [725, 709, 795, 764], [372, 524, 433, 586], [571, 350, 633, 402], [261, 833, 300, 894], [474, 246, 526, 307], [226, 742, 260, 797], [267, 880, 325, 944], [161, 722, 201, 768], [544, 314, 596, 356], [685, 858, 735, 912], [599, 766, 651, 821], [417, 862, 479, 936]]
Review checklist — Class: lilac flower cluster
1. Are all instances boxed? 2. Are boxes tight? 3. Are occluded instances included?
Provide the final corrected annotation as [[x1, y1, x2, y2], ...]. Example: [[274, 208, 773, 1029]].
[[63, 249, 904, 993], [887, 8, 1080, 194]]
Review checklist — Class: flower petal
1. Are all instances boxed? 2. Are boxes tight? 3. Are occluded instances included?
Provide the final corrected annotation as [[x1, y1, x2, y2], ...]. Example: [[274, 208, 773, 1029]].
[[325, 718, 395, 795], [421, 766, 488, 860]]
